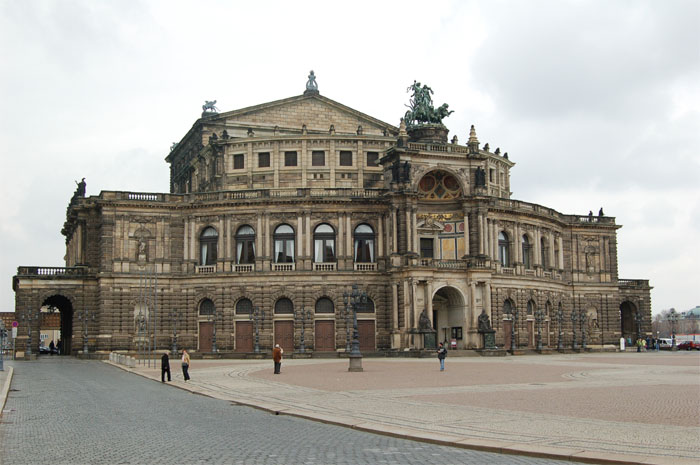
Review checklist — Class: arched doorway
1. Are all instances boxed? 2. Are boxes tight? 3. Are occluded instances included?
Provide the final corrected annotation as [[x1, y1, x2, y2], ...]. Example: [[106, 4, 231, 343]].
[[41, 295, 74, 355], [432, 286, 467, 348], [620, 301, 637, 344]]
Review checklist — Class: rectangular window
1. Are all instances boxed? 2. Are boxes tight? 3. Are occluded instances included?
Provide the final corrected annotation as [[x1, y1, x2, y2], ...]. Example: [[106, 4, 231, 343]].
[[366, 152, 379, 167], [489, 168, 494, 183], [339, 151, 352, 166], [284, 151, 297, 167], [312, 150, 325, 166], [258, 152, 270, 168], [233, 154, 244, 170], [420, 238, 434, 258]]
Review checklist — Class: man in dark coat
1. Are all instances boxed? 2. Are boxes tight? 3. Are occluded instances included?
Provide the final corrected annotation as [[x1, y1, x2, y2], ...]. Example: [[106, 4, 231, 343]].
[[161, 353, 171, 382], [273, 344, 283, 374]]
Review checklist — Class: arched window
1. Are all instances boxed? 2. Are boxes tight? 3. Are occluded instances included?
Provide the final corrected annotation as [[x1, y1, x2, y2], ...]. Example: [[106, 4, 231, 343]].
[[354, 224, 375, 263], [313, 223, 336, 263], [498, 232, 510, 267], [200, 227, 218, 266], [503, 299, 514, 315], [274, 297, 294, 314], [553, 239, 560, 269], [315, 297, 334, 314], [522, 235, 532, 269], [357, 298, 375, 313], [235, 298, 253, 315], [199, 298, 215, 316], [273, 224, 295, 263], [235, 225, 255, 264], [540, 237, 548, 268], [527, 300, 535, 315]]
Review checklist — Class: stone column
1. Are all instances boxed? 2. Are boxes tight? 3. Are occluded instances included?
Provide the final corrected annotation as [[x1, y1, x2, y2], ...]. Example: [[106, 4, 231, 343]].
[[463, 210, 470, 256], [256, 215, 263, 257], [337, 213, 344, 258], [392, 282, 399, 330], [297, 215, 303, 259], [346, 214, 352, 257], [411, 279, 418, 329], [478, 213, 484, 255], [405, 207, 412, 253], [264, 214, 270, 258], [426, 280, 433, 325], [183, 217, 189, 261], [412, 208, 418, 256], [549, 233, 556, 269], [190, 219, 196, 261], [391, 208, 398, 253], [305, 212, 311, 262], [377, 215, 384, 258], [558, 236, 564, 269]]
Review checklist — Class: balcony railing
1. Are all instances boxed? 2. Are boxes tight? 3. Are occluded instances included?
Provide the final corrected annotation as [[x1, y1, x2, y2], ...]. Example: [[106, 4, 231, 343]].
[[195, 265, 216, 274], [16, 266, 88, 277], [501, 267, 515, 275], [313, 262, 336, 271], [619, 279, 649, 289], [272, 263, 295, 272], [418, 258, 467, 270], [233, 264, 255, 273], [354, 262, 377, 271]]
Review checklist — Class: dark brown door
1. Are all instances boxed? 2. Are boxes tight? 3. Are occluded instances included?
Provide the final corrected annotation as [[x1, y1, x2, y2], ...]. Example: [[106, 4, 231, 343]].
[[235, 321, 253, 353], [315, 321, 335, 351], [357, 320, 375, 352], [274, 320, 294, 353], [199, 322, 213, 352], [504, 320, 512, 349]]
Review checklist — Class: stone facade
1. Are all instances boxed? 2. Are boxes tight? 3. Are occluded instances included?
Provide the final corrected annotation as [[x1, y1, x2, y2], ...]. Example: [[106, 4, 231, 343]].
[[12, 81, 652, 356]]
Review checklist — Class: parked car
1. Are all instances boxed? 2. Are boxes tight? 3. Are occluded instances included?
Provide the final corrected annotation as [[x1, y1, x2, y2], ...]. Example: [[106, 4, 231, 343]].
[[658, 338, 673, 349], [39, 345, 58, 355], [677, 340, 700, 350]]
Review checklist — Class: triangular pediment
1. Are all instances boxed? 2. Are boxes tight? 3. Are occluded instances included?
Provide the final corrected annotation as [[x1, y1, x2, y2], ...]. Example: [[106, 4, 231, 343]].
[[215, 94, 397, 136]]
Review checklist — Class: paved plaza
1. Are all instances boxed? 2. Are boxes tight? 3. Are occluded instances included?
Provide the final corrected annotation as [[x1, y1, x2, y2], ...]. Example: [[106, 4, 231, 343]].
[[116, 351, 699, 465], [0, 357, 570, 465]]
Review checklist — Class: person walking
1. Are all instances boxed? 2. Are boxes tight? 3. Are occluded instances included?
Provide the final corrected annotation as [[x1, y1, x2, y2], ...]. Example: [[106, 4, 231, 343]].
[[49, 340, 56, 356], [161, 352, 171, 383], [437, 342, 447, 371], [181, 349, 191, 381], [273, 344, 283, 374]]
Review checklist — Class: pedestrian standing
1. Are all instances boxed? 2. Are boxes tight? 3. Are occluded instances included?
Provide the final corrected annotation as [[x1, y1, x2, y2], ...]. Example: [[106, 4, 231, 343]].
[[161, 353, 171, 383], [437, 342, 447, 371], [181, 349, 191, 381], [273, 344, 283, 374], [49, 340, 56, 356]]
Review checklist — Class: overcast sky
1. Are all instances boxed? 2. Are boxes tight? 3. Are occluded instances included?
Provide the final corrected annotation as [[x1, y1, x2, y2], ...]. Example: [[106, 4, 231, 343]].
[[1, 0, 698, 315]]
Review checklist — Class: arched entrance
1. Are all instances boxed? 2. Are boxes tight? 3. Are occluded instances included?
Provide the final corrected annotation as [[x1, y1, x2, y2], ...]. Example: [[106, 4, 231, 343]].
[[41, 295, 74, 355], [620, 301, 637, 344], [431, 286, 467, 348]]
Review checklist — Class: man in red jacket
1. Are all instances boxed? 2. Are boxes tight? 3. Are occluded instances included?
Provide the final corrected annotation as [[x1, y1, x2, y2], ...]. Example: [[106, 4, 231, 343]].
[[273, 344, 284, 374]]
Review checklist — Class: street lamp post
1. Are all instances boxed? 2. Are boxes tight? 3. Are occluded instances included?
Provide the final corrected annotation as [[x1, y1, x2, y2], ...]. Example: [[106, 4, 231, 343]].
[[341, 297, 352, 352], [343, 284, 366, 372], [249, 306, 265, 354], [668, 308, 678, 350], [509, 306, 519, 352], [170, 309, 179, 355], [137, 310, 147, 365], [534, 308, 544, 351], [210, 307, 218, 354], [580, 308, 587, 350], [294, 306, 313, 353], [571, 309, 578, 350], [21, 310, 38, 357], [0, 321, 6, 371], [78, 308, 95, 355], [557, 306, 564, 351], [634, 311, 643, 352]]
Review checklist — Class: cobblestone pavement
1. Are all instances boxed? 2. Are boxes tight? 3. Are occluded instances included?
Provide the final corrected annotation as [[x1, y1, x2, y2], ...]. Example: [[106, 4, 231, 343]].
[[121, 351, 700, 465], [0, 358, 572, 465]]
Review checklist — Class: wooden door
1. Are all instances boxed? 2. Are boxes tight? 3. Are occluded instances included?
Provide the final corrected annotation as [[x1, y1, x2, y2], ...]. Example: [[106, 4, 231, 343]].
[[199, 322, 213, 352], [357, 320, 375, 352], [504, 320, 512, 349], [274, 320, 294, 353], [235, 321, 253, 353], [315, 321, 335, 351]]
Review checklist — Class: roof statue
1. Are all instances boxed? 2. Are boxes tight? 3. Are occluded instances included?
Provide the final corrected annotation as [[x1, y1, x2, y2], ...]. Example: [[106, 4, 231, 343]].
[[404, 81, 453, 126], [305, 70, 319, 95], [202, 100, 219, 113]]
